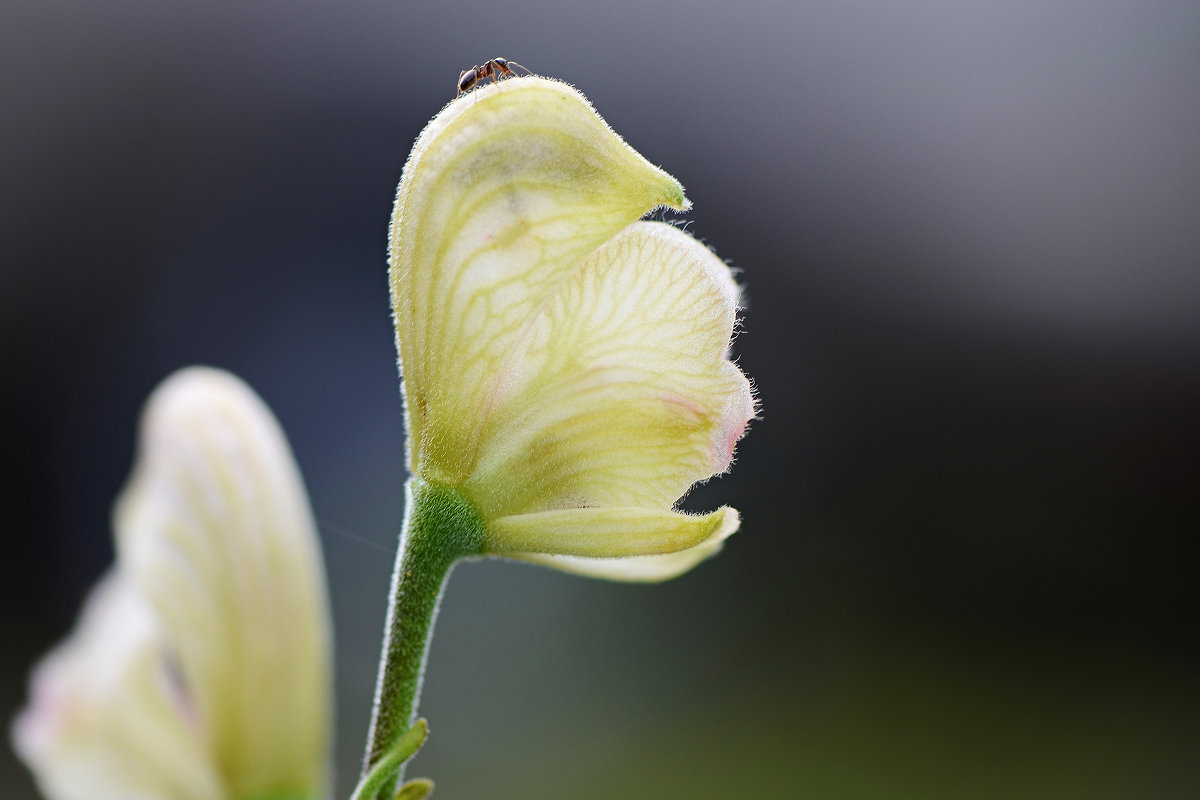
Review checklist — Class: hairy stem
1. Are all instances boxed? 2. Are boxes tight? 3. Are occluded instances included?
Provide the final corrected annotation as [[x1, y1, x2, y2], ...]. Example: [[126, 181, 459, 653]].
[[360, 478, 486, 799]]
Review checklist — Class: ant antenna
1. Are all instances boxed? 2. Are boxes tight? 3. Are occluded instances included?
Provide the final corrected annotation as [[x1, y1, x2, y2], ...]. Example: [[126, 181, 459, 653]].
[[504, 60, 533, 76]]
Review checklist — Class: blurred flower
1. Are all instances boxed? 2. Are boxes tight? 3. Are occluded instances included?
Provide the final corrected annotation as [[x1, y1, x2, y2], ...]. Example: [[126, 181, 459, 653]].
[[390, 77, 756, 581], [14, 368, 332, 800]]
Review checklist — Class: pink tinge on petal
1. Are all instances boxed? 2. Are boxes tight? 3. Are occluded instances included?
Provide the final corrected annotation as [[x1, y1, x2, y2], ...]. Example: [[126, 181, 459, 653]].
[[12, 664, 70, 760], [659, 391, 706, 423], [710, 367, 756, 474]]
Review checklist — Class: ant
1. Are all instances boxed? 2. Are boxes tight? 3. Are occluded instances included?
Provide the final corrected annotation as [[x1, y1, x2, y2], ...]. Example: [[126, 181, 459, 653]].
[[457, 57, 531, 95]]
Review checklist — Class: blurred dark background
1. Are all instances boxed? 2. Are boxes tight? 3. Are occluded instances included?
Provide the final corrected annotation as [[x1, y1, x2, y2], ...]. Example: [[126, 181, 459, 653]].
[[3, 1, 1198, 798]]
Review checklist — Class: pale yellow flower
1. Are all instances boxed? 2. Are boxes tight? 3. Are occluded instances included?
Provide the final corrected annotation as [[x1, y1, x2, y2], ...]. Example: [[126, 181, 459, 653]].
[[14, 367, 332, 800], [390, 77, 755, 581]]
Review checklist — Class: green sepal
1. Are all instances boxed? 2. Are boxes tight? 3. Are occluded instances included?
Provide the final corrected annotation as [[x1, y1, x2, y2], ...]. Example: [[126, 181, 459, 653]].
[[352, 719, 429, 800], [395, 778, 434, 800]]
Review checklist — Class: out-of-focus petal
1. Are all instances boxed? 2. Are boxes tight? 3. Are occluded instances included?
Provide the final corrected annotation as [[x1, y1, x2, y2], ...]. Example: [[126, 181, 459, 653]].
[[389, 77, 690, 484], [12, 573, 224, 800], [464, 222, 755, 519], [114, 367, 331, 800]]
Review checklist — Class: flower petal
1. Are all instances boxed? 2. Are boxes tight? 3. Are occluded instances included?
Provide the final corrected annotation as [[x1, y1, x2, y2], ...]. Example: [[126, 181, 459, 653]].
[[390, 77, 689, 484], [463, 222, 755, 519], [12, 573, 224, 800], [485, 505, 738, 558], [113, 368, 331, 800], [504, 512, 739, 583]]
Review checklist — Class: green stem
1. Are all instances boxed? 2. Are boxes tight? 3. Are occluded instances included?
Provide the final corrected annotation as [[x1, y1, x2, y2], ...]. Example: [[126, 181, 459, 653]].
[[360, 477, 486, 799]]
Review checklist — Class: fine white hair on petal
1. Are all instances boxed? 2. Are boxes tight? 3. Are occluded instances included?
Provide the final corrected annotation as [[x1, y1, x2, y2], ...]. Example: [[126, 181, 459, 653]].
[[711, 362, 757, 474], [466, 220, 754, 521], [391, 76, 754, 583], [389, 77, 689, 483]]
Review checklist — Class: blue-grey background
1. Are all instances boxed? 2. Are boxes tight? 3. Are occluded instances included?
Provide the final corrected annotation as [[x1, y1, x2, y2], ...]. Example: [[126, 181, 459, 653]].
[[3, 1, 1198, 797]]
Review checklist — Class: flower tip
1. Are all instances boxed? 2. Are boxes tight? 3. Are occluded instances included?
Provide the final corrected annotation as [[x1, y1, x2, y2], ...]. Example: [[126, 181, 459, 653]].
[[711, 505, 741, 543], [140, 365, 257, 427], [663, 180, 690, 213]]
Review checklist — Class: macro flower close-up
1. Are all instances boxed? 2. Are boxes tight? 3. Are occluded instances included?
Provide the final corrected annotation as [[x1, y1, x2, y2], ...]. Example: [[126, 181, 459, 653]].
[[13, 368, 332, 800], [10, 5, 1199, 798], [359, 75, 755, 799], [389, 76, 756, 579]]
